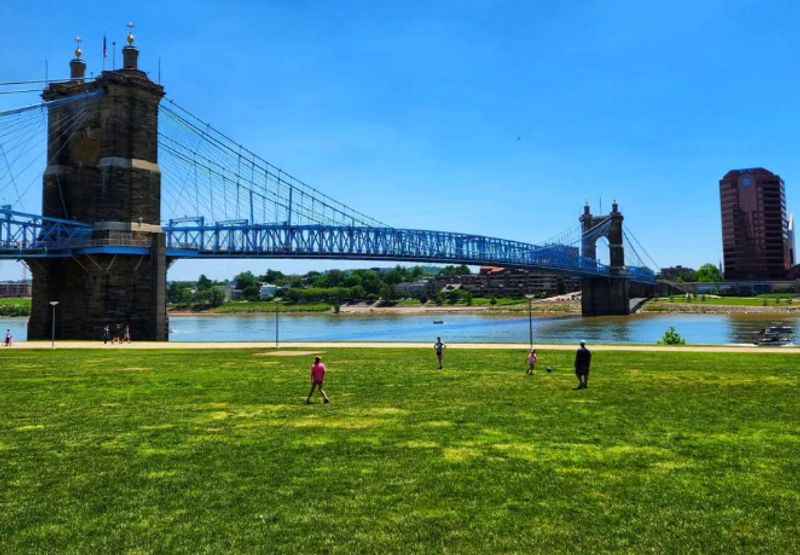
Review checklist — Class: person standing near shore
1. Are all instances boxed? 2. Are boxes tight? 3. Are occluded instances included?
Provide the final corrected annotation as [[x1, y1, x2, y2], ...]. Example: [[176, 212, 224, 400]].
[[527, 349, 538, 375], [574, 340, 591, 389], [306, 356, 331, 404], [434, 337, 446, 370], [4, 329, 12, 347]]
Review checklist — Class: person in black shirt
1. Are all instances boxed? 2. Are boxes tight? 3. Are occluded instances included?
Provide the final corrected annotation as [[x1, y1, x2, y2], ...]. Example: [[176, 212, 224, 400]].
[[574, 340, 591, 390], [434, 337, 446, 370]]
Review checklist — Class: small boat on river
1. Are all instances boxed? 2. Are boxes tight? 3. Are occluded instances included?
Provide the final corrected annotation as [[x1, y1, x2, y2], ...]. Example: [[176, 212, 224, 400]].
[[753, 325, 795, 346]]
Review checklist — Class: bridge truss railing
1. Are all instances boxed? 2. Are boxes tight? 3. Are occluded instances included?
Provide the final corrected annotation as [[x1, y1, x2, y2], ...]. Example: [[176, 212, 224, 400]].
[[164, 222, 657, 283], [0, 207, 91, 255]]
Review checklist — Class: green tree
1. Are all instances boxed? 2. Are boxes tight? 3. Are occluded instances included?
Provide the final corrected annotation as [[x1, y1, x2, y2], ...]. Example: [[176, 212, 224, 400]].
[[696, 264, 722, 283], [343, 272, 363, 288], [385, 266, 406, 285], [179, 289, 194, 305], [234, 271, 261, 301], [464, 291, 473, 306], [197, 274, 213, 290], [658, 326, 686, 345], [209, 287, 226, 307], [234, 271, 259, 290], [260, 269, 285, 285], [359, 270, 382, 296], [438, 265, 471, 278], [168, 282, 194, 305], [446, 289, 461, 304], [379, 284, 397, 304]]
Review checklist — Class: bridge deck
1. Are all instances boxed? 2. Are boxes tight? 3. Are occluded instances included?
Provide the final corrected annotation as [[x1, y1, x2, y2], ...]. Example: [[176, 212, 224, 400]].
[[0, 209, 656, 284]]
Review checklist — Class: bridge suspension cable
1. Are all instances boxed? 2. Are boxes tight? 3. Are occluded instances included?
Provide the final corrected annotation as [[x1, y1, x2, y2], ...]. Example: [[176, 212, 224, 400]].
[[0, 88, 658, 286], [158, 99, 388, 228], [623, 226, 659, 271], [0, 93, 102, 212], [542, 223, 582, 246]]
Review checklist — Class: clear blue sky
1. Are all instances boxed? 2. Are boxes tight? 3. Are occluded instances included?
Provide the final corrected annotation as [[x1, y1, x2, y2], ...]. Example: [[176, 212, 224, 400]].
[[1, 0, 798, 281]]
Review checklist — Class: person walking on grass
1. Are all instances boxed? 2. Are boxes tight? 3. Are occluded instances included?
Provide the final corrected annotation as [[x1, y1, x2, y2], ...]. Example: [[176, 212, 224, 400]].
[[434, 337, 446, 369], [527, 348, 538, 375], [574, 340, 591, 390], [306, 356, 331, 405]]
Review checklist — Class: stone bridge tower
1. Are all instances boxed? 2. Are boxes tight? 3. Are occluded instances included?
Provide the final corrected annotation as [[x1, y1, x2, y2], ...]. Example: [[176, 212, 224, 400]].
[[27, 33, 168, 340], [580, 202, 630, 316]]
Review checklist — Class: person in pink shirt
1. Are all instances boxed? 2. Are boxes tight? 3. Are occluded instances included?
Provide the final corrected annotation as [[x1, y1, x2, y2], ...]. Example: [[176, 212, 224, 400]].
[[306, 356, 331, 404], [527, 348, 538, 375]]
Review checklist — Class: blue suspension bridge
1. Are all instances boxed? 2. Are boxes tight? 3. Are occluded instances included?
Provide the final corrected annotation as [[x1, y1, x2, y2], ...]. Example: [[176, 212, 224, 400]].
[[0, 38, 657, 339]]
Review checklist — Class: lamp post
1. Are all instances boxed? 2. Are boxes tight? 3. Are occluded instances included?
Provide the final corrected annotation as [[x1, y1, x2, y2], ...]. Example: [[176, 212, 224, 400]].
[[274, 300, 279, 348], [524, 294, 535, 350], [49, 301, 59, 349]]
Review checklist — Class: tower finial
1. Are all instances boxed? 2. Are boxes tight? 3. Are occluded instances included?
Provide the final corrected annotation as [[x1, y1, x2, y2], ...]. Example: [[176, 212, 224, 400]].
[[74, 35, 83, 59], [126, 21, 135, 46]]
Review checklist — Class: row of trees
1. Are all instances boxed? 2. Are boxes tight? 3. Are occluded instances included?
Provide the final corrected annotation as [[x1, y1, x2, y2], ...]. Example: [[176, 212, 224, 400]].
[[659, 263, 722, 283], [167, 275, 226, 307], [168, 265, 473, 306], [231, 265, 470, 303]]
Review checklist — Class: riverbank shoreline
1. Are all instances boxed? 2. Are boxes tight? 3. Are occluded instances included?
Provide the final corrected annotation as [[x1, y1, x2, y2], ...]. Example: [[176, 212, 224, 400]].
[[5, 340, 799, 353], [169, 303, 800, 317], [642, 302, 800, 314], [167, 305, 578, 317]]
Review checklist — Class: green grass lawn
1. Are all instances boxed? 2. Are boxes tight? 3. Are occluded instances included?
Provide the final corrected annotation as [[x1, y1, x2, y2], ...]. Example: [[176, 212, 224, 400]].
[[0, 297, 31, 317], [1, 348, 799, 552], [656, 295, 796, 307], [471, 296, 528, 307]]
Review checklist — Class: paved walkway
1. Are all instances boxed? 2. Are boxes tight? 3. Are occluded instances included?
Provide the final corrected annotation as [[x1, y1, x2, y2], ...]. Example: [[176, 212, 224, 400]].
[[4, 341, 799, 354]]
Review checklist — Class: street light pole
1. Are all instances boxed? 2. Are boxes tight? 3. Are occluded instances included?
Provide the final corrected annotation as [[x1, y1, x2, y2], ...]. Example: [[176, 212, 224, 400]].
[[525, 294, 534, 350], [49, 301, 59, 349], [274, 300, 279, 348]]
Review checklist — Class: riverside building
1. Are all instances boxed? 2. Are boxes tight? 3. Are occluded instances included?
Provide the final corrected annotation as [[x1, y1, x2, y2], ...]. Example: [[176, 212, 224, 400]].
[[719, 168, 792, 280]]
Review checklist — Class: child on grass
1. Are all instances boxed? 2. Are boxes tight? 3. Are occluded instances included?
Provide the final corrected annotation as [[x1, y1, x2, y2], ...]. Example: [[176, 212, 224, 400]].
[[306, 356, 331, 404], [527, 348, 537, 375]]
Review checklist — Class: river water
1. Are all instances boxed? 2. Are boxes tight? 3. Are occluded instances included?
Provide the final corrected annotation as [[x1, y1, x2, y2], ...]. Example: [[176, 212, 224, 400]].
[[2, 312, 799, 345]]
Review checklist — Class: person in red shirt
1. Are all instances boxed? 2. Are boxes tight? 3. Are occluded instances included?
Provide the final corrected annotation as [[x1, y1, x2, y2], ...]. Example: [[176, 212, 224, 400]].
[[306, 356, 331, 405]]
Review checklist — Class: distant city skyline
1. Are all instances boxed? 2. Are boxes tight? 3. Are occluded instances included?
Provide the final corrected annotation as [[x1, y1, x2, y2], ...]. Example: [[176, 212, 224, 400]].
[[2, 1, 799, 281]]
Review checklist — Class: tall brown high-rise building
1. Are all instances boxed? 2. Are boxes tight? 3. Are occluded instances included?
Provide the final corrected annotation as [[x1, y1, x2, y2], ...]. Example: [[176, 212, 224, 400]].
[[719, 168, 791, 280]]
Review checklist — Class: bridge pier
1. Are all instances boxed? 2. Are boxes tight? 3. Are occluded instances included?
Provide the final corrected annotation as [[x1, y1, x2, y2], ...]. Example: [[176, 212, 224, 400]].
[[28, 237, 168, 340], [27, 36, 169, 341], [580, 202, 631, 316], [581, 276, 630, 316]]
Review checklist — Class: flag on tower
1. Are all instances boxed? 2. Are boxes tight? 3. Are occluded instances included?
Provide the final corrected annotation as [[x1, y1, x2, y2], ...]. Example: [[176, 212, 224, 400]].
[[103, 35, 108, 58]]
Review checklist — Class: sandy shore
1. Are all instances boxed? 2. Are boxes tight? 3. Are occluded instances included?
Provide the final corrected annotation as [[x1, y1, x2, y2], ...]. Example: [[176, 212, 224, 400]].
[[5, 340, 799, 354]]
